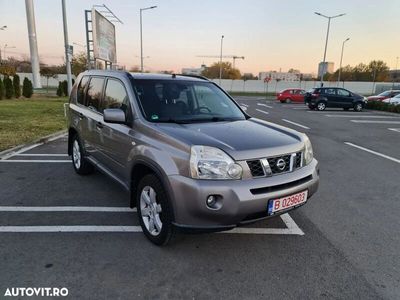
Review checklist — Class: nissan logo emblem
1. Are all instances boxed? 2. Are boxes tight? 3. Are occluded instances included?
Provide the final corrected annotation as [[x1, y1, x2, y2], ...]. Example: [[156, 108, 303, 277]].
[[276, 158, 286, 171]]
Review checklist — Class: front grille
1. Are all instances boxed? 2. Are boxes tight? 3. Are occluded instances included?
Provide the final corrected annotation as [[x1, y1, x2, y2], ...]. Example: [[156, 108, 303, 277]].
[[246, 151, 303, 178], [247, 160, 265, 177]]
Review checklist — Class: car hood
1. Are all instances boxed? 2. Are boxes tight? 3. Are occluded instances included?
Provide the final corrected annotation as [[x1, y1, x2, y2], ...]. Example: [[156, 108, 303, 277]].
[[154, 119, 303, 160]]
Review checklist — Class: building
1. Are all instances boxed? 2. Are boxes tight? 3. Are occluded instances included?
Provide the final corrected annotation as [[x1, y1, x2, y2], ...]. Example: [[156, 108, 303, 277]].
[[181, 65, 206, 76], [317, 62, 334, 78], [259, 71, 300, 82]]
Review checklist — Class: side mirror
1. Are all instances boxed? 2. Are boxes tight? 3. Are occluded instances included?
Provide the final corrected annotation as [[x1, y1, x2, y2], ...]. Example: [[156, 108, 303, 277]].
[[103, 108, 126, 124]]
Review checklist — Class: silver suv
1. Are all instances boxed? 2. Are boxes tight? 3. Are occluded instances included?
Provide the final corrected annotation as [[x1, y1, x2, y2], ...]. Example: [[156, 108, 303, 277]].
[[67, 70, 319, 245]]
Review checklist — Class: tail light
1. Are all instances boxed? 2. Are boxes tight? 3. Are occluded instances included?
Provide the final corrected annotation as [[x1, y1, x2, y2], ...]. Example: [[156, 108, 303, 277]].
[[311, 93, 319, 98]]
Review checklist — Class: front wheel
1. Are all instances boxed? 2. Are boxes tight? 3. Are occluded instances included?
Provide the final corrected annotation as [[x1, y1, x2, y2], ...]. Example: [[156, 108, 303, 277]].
[[136, 174, 174, 246], [71, 135, 94, 175], [354, 103, 363, 112]]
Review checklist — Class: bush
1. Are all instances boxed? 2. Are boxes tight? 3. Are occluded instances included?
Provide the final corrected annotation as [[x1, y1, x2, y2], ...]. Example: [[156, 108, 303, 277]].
[[56, 82, 63, 97], [0, 78, 4, 100], [366, 100, 400, 113], [22, 78, 33, 98], [13, 74, 21, 98], [62, 80, 68, 96], [4, 77, 14, 99]]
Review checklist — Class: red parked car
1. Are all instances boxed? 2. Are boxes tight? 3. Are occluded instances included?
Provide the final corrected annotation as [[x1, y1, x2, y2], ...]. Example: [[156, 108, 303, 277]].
[[277, 88, 306, 103], [367, 90, 400, 102]]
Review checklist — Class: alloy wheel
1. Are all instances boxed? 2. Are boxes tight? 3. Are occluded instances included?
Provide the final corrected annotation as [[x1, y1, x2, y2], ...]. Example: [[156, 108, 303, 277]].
[[140, 186, 163, 236]]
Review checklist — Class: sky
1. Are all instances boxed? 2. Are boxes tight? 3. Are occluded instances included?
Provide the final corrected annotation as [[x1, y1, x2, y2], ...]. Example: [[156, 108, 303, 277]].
[[0, 0, 399, 75]]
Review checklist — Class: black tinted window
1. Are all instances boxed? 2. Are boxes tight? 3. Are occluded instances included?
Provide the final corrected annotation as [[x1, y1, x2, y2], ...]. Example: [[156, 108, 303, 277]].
[[337, 89, 351, 97], [77, 76, 89, 105], [86, 77, 104, 112], [324, 88, 336, 95], [102, 79, 129, 113]]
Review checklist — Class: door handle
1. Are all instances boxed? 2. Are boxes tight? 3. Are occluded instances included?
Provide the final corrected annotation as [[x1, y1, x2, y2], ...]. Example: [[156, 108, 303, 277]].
[[96, 122, 104, 130]]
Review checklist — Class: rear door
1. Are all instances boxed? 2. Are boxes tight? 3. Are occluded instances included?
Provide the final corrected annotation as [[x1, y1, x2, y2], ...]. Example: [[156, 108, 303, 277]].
[[70, 75, 90, 146], [322, 88, 338, 107], [84, 76, 105, 161]]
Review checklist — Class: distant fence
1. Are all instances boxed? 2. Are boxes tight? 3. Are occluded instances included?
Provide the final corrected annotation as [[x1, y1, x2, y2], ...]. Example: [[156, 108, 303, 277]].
[[211, 79, 400, 95], [16, 73, 76, 88]]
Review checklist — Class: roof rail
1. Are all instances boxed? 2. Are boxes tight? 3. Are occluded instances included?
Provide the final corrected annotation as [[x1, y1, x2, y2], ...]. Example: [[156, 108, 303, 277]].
[[177, 74, 210, 81]]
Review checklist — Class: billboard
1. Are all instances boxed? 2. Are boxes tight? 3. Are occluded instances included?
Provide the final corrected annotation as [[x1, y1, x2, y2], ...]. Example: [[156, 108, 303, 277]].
[[92, 9, 116, 63]]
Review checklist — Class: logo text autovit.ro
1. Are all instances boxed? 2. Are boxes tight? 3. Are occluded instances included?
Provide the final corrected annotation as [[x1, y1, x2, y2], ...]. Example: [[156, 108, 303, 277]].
[[4, 287, 68, 297]]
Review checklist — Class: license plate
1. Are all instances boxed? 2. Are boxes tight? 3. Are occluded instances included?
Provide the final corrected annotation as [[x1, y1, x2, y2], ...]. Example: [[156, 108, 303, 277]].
[[267, 190, 308, 215]]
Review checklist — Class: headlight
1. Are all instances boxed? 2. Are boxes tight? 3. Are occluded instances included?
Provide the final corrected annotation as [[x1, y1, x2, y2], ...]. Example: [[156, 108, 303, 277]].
[[190, 146, 242, 180], [303, 135, 314, 165]]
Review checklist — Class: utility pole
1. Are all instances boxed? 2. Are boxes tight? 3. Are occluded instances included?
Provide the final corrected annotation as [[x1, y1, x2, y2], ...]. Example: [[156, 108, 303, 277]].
[[140, 6, 157, 73], [392, 56, 399, 89], [219, 35, 224, 85], [337, 37, 350, 86], [61, 0, 72, 95], [25, 0, 42, 88]]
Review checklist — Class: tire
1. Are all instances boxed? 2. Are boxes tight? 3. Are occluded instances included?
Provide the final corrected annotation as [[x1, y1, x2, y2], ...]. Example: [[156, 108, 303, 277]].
[[285, 98, 292, 103], [354, 102, 363, 112], [71, 134, 94, 175], [308, 104, 315, 110], [316, 101, 326, 111], [136, 174, 174, 246]]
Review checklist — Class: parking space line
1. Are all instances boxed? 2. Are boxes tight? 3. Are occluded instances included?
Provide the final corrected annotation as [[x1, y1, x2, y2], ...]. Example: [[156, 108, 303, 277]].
[[0, 160, 71, 163], [326, 115, 399, 118], [0, 206, 137, 212], [292, 107, 308, 110], [255, 109, 269, 115], [345, 142, 400, 164], [282, 119, 310, 129], [15, 154, 69, 157], [388, 128, 400, 133], [0, 226, 143, 233], [257, 103, 273, 108], [240, 103, 249, 107], [350, 120, 400, 124], [0, 143, 43, 160]]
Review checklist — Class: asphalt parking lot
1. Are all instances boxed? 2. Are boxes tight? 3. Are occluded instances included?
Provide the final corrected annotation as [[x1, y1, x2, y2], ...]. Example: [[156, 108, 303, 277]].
[[0, 96, 399, 299]]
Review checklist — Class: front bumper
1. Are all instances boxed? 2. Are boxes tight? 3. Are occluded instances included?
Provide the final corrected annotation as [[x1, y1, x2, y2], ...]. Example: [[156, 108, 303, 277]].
[[168, 159, 319, 230]]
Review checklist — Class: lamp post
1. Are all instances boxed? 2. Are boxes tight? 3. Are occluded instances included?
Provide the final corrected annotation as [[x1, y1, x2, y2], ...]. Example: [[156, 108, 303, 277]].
[[337, 37, 350, 85], [314, 12, 346, 84], [140, 6, 157, 73], [392, 56, 399, 89], [219, 35, 224, 85]]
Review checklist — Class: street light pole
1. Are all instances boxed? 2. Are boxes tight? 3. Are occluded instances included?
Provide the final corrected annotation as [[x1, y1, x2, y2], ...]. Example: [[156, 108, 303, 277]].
[[315, 12, 345, 85], [61, 0, 72, 95], [140, 6, 157, 73], [337, 37, 350, 85], [392, 56, 399, 89], [219, 35, 224, 85]]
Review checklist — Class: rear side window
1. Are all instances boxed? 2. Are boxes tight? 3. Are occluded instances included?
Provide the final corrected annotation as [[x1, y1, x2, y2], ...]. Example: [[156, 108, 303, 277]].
[[77, 76, 89, 105], [324, 88, 336, 95], [337, 89, 351, 97], [86, 77, 104, 112], [102, 79, 130, 114]]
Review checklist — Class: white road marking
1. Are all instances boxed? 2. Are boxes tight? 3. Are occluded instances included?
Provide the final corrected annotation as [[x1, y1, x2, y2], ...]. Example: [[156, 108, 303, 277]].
[[0, 206, 137, 212], [292, 107, 308, 110], [256, 109, 269, 115], [14, 154, 69, 157], [325, 114, 399, 118], [388, 128, 400, 133], [0, 160, 71, 163], [350, 120, 400, 124], [240, 103, 249, 107], [345, 142, 400, 164], [257, 103, 273, 108], [0, 226, 144, 233], [282, 119, 310, 129]]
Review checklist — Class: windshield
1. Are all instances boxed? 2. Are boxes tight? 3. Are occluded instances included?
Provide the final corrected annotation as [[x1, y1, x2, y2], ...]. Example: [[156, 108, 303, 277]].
[[378, 91, 391, 97], [132, 79, 246, 123]]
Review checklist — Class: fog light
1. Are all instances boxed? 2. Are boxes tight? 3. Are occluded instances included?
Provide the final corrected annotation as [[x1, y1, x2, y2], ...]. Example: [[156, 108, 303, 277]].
[[206, 195, 217, 207]]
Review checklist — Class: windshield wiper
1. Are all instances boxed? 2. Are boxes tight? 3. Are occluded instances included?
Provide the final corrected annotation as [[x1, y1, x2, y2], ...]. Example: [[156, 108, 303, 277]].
[[157, 118, 190, 124]]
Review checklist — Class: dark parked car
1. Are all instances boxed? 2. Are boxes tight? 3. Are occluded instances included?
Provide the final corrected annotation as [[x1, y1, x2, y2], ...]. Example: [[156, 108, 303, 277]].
[[67, 71, 319, 245], [304, 87, 367, 111], [367, 90, 400, 102]]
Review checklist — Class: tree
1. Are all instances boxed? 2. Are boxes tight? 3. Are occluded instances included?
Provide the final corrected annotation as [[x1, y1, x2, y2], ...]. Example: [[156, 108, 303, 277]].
[[62, 80, 68, 96], [201, 62, 241, 79], [56, 82, 63, 97], [40, 66, 59, 93], [22, 78, 33, 98], [71, 52, 88, 76], [4, 77, 14, 99], [0, 78, 4, 100], [241, 73, 257, 80], [13, 74, 21, 98]]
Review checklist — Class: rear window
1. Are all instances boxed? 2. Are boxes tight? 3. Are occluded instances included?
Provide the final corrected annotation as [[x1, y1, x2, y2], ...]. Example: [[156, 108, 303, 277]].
[[77, 76, 89, 105], [86, 77, 104, 112]]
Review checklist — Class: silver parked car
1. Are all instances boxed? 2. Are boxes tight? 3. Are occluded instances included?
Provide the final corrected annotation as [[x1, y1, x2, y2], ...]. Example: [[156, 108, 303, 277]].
[[67, 70, 319, 245]]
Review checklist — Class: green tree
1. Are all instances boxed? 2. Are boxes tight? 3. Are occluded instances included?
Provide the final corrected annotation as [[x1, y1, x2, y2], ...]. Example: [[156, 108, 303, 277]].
[[13, 74, 21, 98], [56, 82, 63, 97], [201, 62, 241, 79], [62, 80, 68, 96], [368, 60, 389, 82], [22, 77, 33, 98], [0, 78, 4, 100], [4, 77, 14, 99], [71, 52, 88, 76]]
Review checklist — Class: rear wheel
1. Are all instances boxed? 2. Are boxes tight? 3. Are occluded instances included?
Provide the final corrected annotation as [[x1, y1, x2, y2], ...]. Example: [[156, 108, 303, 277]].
[[285, 98, 292, 103], [136, 174, 174, 246], [308, 104, 315, 110], [354, 102, 363, 112], [71, 135, 94, 175], [317, 102, 326, 111]]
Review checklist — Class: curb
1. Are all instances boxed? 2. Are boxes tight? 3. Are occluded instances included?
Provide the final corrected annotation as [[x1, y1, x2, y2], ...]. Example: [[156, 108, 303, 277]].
[[0, 130, 68, 160]]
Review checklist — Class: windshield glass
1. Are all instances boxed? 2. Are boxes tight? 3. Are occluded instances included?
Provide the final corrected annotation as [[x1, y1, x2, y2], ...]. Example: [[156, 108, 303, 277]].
[[378, 91, 391, 97], [132, 79, 246, 123]]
